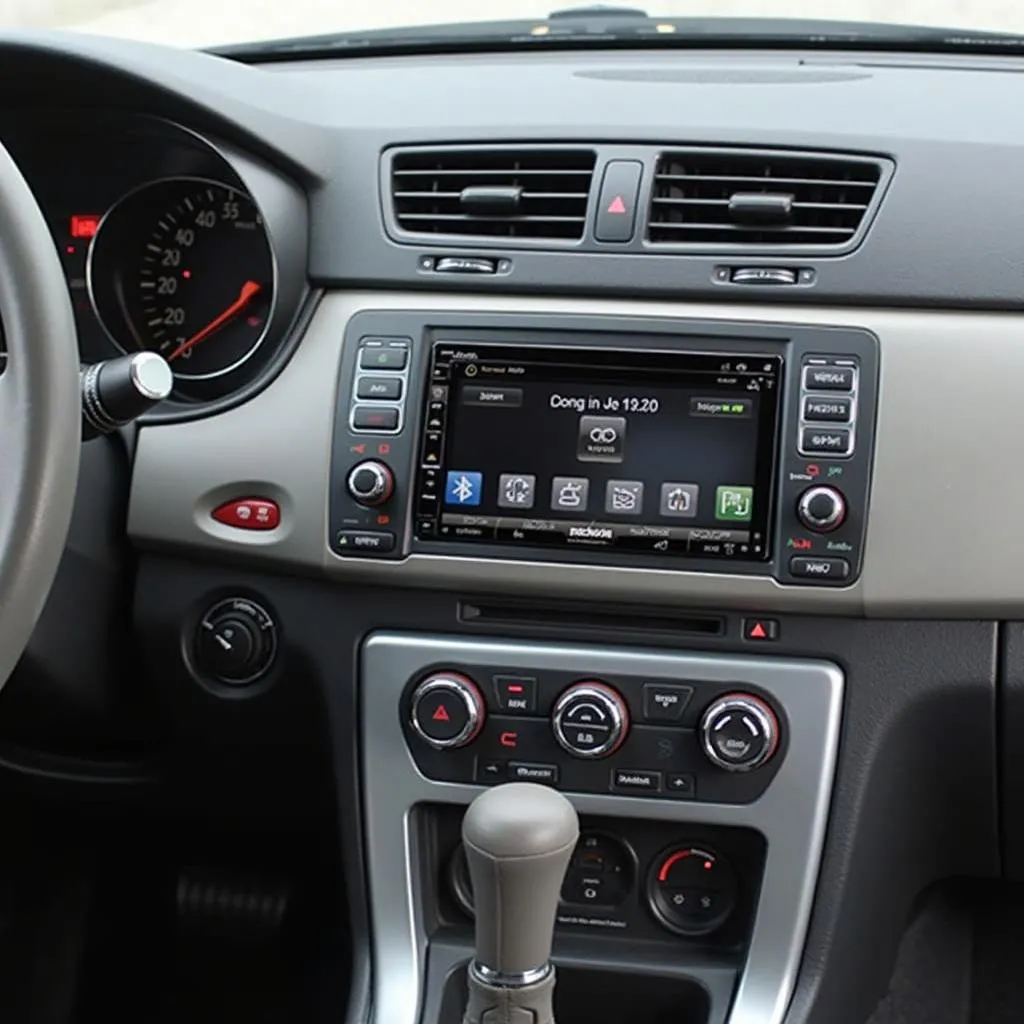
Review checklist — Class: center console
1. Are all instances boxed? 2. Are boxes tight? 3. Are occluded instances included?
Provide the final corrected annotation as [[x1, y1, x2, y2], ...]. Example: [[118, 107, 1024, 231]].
[[329, 312, 877, 587], [361, 632, 843, 1024]]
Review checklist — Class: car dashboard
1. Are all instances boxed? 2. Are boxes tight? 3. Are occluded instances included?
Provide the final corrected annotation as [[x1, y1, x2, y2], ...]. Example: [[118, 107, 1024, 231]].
[[0, 26, 1021, 1024]]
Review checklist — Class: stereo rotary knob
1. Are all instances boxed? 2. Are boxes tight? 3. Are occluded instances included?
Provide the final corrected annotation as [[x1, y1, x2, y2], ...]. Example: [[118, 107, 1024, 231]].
[[410, 672, 486, 750], [700, 694, 779, 773], [346, 460, 395, 507], [552, 682, 630, 759], [796, 486, 846, 533]]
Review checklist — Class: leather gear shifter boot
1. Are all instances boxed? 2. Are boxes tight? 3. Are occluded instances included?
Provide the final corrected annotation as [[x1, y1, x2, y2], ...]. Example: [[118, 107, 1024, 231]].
[[460, 782, 579, 1024]]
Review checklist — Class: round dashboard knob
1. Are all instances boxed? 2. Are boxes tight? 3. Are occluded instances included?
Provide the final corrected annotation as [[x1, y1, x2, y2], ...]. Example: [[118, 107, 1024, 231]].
[[346, 460, 395, 507], [796, 485, 846, 533], [552, 682, 629, 759], [700, 694, 779, 773], [195, 597, 277, 686], [410, 672, 486, 750]]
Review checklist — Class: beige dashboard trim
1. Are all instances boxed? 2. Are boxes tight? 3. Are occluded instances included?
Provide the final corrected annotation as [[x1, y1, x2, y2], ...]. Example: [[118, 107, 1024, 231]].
[[128, 291, 1012, 617]]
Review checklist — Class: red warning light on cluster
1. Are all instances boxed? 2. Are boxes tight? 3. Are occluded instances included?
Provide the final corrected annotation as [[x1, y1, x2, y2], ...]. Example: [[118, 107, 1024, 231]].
[[69, 214, 101, 239]]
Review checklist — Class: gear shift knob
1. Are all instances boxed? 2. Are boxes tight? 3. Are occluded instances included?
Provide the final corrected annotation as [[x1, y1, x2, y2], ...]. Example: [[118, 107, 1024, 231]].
[[462, 782, 579, 982]]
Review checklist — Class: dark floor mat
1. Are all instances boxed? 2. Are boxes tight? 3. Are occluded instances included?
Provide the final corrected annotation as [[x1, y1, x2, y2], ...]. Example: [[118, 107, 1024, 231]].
[[82, 944, 294, 1024], [73, 865, 302, 1024], [866, 888, 972, 1024], [970, 889, 1024, 1024]]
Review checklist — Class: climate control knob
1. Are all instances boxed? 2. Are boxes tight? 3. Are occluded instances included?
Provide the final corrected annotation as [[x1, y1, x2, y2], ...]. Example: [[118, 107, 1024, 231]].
[[552, 682, 629, 759], [346, 460, 395, 507], [700, 694, 779, 772], [410, 672, 486, 750], [796, 485, 846, 533]]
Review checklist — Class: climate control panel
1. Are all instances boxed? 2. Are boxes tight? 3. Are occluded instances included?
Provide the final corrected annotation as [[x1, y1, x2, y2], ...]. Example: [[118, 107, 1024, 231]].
[[401, 663, 787, 804]]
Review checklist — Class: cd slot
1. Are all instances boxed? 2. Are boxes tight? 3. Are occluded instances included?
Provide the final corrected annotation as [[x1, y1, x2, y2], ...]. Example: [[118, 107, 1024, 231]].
[[458, 598, 726, 638]]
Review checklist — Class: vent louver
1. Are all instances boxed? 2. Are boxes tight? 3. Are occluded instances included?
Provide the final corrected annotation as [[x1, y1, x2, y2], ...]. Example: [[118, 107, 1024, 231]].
[[391, 147, 596, 241], [648, 149, 884, 249]]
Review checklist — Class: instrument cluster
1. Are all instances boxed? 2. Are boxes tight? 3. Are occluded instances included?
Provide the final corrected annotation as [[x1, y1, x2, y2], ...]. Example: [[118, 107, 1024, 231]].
[[0, 109, 307, 407]]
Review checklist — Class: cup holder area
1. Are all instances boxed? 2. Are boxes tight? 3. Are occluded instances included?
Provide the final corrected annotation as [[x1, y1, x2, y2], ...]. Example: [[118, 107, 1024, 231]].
[[438, 963, 710, 1024]]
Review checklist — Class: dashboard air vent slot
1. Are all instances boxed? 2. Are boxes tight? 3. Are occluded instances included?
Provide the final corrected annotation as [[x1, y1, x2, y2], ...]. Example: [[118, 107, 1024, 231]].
[[391, 147, 596, 241], [648, 149, 885, 249]]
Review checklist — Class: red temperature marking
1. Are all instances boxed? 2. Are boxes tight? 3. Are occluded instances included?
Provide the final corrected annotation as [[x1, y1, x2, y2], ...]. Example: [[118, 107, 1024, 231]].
[[658, 849, 692, 882]]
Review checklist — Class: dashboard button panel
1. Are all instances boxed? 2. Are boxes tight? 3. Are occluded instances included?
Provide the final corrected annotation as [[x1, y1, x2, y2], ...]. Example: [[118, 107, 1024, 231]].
[[211, 497, 280, 531], [798, 357, 859, 459], [351, 337, 410, 435], [400, 664, 787, 804], [330, 329, 419, 559]]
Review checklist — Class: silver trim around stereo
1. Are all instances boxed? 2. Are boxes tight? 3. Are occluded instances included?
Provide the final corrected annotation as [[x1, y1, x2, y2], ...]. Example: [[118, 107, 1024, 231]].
[[360, 633, 844, 1024]]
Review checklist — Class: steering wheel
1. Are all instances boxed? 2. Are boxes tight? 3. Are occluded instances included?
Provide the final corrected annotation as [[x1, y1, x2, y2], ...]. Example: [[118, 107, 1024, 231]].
[[0, 141, 81, 690]]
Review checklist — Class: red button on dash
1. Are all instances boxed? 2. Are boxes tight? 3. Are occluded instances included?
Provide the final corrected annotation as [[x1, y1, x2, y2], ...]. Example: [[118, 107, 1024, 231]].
[[212, 498, 281, 531]]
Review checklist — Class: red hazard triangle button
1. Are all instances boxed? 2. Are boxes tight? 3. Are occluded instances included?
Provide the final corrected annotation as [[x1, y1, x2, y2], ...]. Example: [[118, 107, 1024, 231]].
[[432, 704, 450, 722], [595, 161, 641, 243], [743, 619, 778, 642]]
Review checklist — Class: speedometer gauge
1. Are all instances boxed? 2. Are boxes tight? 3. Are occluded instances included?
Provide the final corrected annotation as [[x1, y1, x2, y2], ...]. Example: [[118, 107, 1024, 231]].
[[89, 177, 275, 381]]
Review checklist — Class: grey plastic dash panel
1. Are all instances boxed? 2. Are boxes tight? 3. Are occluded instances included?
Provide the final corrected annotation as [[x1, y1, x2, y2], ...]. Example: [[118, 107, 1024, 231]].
[[360, 634, 844, 1024], [128, 290, 1024, 617]]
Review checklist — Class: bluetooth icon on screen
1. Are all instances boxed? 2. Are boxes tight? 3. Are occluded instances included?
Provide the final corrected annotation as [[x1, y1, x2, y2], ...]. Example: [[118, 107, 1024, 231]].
[[445, 471, 483, 507]]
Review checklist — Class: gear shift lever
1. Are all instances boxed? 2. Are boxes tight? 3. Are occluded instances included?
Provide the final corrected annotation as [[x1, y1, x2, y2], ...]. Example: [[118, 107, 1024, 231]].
[[461, 782, 579, 1024]]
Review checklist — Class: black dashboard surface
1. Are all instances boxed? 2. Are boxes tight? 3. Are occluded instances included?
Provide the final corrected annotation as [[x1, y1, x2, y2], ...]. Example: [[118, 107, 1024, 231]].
[[2, 32, 1024, 312]]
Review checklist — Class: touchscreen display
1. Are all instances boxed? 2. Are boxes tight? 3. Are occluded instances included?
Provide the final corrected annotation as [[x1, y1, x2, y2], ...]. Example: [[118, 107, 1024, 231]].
[[414, 342, 782, 561]]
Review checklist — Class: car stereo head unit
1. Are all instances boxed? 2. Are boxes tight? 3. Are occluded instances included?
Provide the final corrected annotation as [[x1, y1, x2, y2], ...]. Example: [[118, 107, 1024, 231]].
[[414, 343, 782, 563], [329, 313, 877, 587]]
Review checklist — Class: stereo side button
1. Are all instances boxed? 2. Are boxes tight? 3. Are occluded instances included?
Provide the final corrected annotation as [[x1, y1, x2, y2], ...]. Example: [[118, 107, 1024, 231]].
[[789, 556, 850, 580], [802, 365, 855, 391], [802, 396, 853, 422], [336, 530, 397, 554], [799, 427, 853, 456]]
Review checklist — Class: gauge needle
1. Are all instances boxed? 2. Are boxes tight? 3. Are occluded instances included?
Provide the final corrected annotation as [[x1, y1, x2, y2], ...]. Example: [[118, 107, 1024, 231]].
[[168, 280, 262, 362]]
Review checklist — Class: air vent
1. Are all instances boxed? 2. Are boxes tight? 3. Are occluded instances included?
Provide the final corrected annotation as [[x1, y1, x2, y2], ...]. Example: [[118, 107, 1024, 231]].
[[390, 147, 596, 241], [649, 149, 885, 249]]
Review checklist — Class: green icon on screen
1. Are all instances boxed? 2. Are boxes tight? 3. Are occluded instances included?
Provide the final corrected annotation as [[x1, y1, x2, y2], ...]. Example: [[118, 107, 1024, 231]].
[[716, 486, 753, 522]]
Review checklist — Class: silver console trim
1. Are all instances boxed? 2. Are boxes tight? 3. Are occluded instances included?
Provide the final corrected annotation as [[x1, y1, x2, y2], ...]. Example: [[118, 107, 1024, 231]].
[[360, 633, 844, 1024], [470, 961, 552, 988]]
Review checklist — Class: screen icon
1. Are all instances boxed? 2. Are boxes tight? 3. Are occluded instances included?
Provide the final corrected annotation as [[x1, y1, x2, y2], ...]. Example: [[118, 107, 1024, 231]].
[[660, 483, 699, 518], [498, 473, 537, 509], [716, 485, 754, 522], [605, 480, 644, 515], [445, 471, 483, 507], [551, 476, 590, 512], [577, 415, 626, 463]]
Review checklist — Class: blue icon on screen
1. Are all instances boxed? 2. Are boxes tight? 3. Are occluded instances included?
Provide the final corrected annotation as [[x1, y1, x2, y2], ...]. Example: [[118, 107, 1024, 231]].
[[445, 471, 483, 506]]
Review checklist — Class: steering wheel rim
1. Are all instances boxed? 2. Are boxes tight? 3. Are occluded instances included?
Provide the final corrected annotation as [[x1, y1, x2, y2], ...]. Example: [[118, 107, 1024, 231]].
[[0, 140, 81, 690]]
